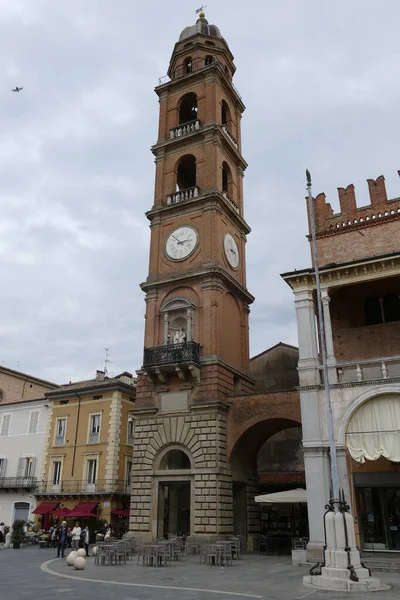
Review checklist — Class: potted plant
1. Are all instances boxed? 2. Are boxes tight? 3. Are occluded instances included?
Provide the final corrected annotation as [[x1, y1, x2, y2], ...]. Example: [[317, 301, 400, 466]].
[[11, 519, 26, 549]]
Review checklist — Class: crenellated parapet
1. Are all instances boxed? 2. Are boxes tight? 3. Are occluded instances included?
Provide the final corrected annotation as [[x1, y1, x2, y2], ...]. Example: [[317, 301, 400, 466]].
[[309, 171, 400, 236]]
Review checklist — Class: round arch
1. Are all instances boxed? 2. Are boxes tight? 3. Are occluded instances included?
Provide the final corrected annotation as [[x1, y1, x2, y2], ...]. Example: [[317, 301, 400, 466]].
[[154, 444, 193, 471], [336, 384, 400, 447]]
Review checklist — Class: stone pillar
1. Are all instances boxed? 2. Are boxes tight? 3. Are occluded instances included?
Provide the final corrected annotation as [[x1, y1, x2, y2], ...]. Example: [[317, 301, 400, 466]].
[[163, 312, 169, 344], [321, 288, 338, 384], [186, 308, 193, 342], [303, 445, 331, 561], [294, 289, 319, 386]]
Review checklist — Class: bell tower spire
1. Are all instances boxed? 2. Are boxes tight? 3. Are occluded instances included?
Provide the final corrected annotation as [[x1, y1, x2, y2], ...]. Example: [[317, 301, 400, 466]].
[[130, 14, 254, 541]]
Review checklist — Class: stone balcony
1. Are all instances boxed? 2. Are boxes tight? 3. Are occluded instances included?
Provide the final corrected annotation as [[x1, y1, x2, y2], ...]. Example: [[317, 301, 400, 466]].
[[170, 119, 200, 139], [142, 341, 201, 384], [0, 477, 38, 490], [166, 185, 199, 206], [221, 124, 238, 149], [320, 355, 400, 384]]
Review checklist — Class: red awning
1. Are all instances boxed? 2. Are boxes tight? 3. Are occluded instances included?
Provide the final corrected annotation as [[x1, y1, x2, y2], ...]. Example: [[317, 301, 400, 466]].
[[32, 501, 59, 515], [111, 509, 129, 517], [52, 508, 71, 517], [68, 502, 98, 517]]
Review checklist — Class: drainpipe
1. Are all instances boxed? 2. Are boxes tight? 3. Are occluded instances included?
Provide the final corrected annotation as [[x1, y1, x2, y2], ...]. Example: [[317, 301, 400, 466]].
[[71, 392, 81, 477]]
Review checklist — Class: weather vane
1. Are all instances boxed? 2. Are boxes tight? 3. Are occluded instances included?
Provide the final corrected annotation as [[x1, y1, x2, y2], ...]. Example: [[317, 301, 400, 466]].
[[195, 5, 207, 14]]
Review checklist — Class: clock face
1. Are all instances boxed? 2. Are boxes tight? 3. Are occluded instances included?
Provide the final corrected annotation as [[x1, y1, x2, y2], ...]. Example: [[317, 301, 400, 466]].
[[166, 226, 198, 261], [224, 233, 239, 269]]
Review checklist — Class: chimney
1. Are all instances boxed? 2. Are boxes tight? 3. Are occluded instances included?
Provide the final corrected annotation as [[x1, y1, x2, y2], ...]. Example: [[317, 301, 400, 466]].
[[96, 370, 105, 381]]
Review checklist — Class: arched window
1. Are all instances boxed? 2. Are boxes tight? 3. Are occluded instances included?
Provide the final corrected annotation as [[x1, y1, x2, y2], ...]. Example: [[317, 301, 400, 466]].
[[184, 57, 193, 74], [383, 293, 400, 323], [160, 449, 191, 470], [205, 55, 214, 66], [222, 161, 233, 197], [365, 297, 383, 326], [176, 154, 196, 191], [160, 297, 196, 345], [179, 93, 197, 124], [221, 99, 232, 133]]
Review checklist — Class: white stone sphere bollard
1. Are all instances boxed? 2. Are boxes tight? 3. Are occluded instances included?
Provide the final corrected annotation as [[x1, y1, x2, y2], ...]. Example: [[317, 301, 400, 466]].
[[77, 548, 86, 558], [74, 556, 86, 570], [66, 551, 78, 565], [91, 546, 97, 556]]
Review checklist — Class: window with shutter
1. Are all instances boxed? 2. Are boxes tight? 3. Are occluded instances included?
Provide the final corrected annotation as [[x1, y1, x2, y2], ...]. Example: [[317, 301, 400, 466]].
[[16, 457, 25, 477], [28, 411, 40, 434], [0, 414, 11, 436]]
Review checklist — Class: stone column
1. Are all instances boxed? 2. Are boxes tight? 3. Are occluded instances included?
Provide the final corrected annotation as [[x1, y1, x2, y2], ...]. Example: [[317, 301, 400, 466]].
[[336, 446, 352, 512], [163, 312, 169, 344], [303, 445, 331, 561], [186, 308, 193, 342], [321, 288, 338, 383], [294, 289, 319, 386]]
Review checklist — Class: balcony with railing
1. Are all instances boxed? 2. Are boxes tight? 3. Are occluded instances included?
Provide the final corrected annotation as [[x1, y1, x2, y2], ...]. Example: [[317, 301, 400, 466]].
[[143, 341, 201, 369], [222, 191, 240, 214], [320, 355, 400, 384], [170, 119, 200, 139], [0, 477, 38, 489], [37, 479, 130, 495], [54, 435, 65, 447], [166, 185, 199, 206], [127, 433, 134, 446], [157, 56, 243, 101], [221, 124, 238, 149]]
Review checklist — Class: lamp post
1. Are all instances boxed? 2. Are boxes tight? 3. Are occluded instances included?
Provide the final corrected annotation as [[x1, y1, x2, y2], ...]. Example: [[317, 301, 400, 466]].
[[303, 171, 382, 592], [306, 169, 340, 506]]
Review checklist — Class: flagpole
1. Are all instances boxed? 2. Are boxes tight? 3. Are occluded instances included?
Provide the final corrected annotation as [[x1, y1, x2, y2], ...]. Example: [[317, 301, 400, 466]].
[[306, 170, 340, 506]]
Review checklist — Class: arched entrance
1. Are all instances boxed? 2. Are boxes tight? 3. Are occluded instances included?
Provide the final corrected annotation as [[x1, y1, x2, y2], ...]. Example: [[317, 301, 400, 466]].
[[228, 415, 303, 546], [346, 393, 400, 550], [154, 446, 192, 539]]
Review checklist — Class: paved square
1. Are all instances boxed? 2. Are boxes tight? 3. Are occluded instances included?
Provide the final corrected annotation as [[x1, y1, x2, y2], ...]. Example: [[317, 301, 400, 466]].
[[1, 547, 400, 600]]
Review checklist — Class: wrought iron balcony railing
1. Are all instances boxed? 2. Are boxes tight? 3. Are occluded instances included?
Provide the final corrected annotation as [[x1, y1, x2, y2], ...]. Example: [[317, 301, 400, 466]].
[[0, 477, 38, 489], [88, 432, 99, 444], [166, 185, 199, 206], [54, 435, 65, 447], [37, 479, 130, 495], [170, 119, 200, 139], [143, 341, 201, 368]]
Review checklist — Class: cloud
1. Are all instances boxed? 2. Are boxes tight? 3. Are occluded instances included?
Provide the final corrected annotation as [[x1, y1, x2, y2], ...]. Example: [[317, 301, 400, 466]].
[[1, 0, 400, 382]]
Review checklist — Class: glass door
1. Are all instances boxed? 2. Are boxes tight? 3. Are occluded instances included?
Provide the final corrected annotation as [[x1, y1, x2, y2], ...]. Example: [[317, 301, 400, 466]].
[[385, 488, 400, 550]]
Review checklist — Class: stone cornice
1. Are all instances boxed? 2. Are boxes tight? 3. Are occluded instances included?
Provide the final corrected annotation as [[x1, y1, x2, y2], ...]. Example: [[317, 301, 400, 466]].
[[282, 253, 400, 291], [151, 122, 247, 170], [146, 189, 251, 235], [298, 376, 400, 392], [314, 209, 400, 240], [140, 264, 255, 304]]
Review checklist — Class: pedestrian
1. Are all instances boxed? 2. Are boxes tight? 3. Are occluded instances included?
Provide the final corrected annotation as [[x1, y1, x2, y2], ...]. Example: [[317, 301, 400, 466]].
[[0, 522, 5, 549], [71, 521, 81, 550], [56, 521, 68, 558], [82, 524, 90, 556]]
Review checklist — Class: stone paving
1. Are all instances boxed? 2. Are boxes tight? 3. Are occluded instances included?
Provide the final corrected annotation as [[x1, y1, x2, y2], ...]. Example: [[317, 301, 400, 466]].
[[1, 546, 400, 600]]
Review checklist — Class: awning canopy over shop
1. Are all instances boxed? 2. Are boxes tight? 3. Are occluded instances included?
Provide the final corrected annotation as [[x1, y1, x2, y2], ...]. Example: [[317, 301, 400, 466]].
[[346, 395, 400, 463], [68, 502, 98, 517], [255, 488, 307, 504], [52, 508, 71, 517], [32, 501, 59, 515], [111, 509, 129, 517]]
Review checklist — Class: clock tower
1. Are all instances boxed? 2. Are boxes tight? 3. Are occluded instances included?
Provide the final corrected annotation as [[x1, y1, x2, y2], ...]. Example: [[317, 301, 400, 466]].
[[130, 12, 254, 541]]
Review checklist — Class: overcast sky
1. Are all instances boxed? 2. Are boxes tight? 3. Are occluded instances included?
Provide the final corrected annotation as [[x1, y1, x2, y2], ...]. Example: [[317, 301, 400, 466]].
[[1, 1, 400, 384]]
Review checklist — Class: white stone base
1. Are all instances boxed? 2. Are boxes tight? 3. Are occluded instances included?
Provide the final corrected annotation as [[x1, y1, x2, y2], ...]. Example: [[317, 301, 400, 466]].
[[304, 573, 389, 592]]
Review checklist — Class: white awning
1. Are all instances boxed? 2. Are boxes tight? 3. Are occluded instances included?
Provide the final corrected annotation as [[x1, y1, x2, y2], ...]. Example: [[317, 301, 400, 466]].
[[254, 488, 307, 504], [346, 395, 400, 463]]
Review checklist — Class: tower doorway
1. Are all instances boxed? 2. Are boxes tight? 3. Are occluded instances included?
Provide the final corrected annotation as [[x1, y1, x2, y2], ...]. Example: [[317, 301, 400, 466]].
[[158, 481, 191, 538]]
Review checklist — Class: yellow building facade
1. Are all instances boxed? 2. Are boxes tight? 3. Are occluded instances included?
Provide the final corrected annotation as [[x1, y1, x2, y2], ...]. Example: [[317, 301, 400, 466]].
[[35, 371, 135, 529]]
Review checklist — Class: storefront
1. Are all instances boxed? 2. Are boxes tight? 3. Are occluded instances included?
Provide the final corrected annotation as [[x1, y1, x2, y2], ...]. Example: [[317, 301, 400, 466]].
[[346, 394, 400, 552]]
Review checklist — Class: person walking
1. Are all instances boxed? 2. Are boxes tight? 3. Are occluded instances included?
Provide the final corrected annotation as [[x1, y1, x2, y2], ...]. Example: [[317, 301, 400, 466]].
[[56, 521, 68, 558], [71, 521, 81, 550], [82, 524, 90, 556], [0, 522, 5, 549]]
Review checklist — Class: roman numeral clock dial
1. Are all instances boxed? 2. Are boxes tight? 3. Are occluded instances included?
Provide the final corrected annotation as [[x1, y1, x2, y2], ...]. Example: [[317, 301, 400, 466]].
[[224, 233, 239, 269], [165, 226, 198, 261]]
